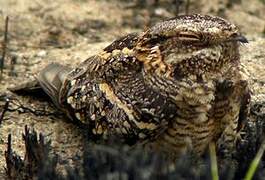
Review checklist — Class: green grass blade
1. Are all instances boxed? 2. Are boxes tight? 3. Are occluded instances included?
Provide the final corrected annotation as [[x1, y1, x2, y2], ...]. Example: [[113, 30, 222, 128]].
[[210, 143, 219, 180], [244, 142, 265, 180]]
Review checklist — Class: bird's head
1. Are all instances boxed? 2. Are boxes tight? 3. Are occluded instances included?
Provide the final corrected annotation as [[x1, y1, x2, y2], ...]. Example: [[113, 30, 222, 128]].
[[135, 14, 247, 80]]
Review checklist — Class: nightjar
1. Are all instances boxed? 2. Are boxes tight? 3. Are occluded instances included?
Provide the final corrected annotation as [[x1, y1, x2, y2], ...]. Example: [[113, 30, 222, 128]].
[[11, 14, 250, 156]]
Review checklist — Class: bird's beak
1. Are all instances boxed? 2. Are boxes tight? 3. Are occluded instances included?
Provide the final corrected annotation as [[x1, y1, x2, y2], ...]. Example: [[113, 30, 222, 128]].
[[233, 35, 248, 43]]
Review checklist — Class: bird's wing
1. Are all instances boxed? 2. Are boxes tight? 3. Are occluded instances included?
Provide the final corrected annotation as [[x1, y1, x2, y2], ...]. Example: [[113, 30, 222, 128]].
[[59, 33, 141, 109], [58, 34, 177, 141]]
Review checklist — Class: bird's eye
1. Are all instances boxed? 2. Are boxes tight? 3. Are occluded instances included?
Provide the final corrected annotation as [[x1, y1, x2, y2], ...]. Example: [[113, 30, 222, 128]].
[[178, 32, 200, 41], [142, 35, 168, 46]]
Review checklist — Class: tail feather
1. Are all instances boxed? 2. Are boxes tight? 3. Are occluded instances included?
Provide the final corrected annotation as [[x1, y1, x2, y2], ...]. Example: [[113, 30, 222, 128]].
[[36, 63, 71, 108]]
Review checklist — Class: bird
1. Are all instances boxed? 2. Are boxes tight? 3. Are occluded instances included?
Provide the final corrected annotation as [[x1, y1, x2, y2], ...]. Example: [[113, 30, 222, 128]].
[[11, 14, 250, 156]]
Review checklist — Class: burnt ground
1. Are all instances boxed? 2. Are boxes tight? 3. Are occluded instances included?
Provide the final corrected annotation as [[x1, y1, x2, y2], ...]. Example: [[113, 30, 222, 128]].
[[0, 0, 265, 179]]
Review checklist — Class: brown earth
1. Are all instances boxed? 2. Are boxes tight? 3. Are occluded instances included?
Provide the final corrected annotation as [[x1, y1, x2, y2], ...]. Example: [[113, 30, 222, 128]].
[[0, 0, 265, 178]]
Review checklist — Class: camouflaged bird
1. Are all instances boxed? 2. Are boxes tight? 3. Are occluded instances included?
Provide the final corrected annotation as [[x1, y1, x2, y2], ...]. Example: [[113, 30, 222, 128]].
[[12, 14, 250, 156]]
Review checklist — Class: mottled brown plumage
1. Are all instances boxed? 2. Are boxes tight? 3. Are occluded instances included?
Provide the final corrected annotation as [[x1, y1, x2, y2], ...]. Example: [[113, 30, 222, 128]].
[[12, 14, 250, 156]]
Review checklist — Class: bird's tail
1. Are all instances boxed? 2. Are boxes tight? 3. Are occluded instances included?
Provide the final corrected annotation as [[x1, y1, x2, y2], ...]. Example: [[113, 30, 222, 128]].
[[10, 63, 71, 108], [36, 63, 71, 108]]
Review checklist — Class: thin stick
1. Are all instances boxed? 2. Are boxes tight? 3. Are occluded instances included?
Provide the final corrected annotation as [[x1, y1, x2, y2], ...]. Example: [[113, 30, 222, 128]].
[[185, 0, 190, 15], [0, 98, 9, 125], [1, 16, 9, 75], [175, 0, 182, 16], [5, 134, 12, 178]]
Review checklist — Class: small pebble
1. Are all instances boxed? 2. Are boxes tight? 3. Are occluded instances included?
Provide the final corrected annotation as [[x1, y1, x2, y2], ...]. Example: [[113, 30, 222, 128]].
[[37, 50, 47, 57]]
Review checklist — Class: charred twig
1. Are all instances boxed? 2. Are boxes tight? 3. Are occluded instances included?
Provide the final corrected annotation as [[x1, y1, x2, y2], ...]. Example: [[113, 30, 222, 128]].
[[174, 0, 190, 16], [5, 134, 24, 179], [8, 100, 61, 116], [0, 95, 62, 116], [23, 126, 50, 178], [8, 55, 17, 77], [185, 0, 190, 14], [0, 16, 9, 76], [5, 126, 56, 179], [5, 134, 12, 178], [175, 0, 183, 16], [0, 93, 61, 118], [0, 98, 9, 125]]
